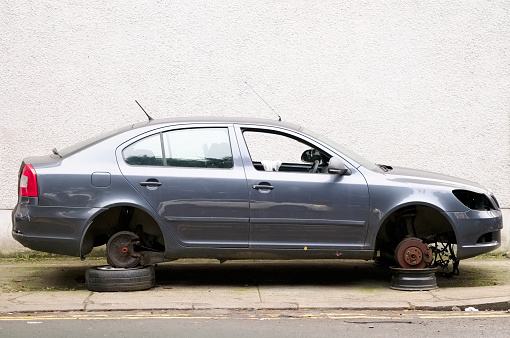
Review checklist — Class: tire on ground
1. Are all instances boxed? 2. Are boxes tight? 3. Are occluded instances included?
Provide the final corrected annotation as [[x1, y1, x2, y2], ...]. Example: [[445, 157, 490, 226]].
[[85, 265, 156, 292]]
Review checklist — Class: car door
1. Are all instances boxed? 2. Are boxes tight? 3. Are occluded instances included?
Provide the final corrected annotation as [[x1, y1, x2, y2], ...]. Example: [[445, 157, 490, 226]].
[[234, 125, 370, 250], [118, 124, 250, 248]]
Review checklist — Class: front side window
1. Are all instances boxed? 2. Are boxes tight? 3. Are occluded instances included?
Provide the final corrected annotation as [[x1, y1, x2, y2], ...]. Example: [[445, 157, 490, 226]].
[[122, 134, 164, 166], [243, 131, 310, 164], [163, 128, 233, 168], [242, 129, 330, 173]]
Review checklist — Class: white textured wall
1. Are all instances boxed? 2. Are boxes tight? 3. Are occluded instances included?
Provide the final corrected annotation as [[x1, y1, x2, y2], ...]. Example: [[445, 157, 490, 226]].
[[1, 1, 509, 217]]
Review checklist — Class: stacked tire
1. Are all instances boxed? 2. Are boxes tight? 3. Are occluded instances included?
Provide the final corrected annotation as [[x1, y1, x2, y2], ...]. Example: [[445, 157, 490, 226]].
[[85, 265, 155, 292]]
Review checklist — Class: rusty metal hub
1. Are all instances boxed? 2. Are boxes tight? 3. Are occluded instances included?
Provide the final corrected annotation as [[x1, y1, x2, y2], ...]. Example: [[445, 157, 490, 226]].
[[395, 237, 433, 269]]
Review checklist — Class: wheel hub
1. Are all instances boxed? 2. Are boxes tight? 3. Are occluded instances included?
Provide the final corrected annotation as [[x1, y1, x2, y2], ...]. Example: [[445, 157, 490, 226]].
[[404, 247, 423, 266], [395, 237, 432, 269], [106, 231, 141, 268]]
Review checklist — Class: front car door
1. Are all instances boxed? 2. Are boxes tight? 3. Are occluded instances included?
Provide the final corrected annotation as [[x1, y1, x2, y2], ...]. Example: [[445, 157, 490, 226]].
[[234, 124, 370, 251], [118, 124, 249, 248]]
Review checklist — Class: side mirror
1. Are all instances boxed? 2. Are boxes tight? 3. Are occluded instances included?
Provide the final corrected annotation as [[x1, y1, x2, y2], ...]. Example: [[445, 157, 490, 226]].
[[328, 157, 351, 175], [301, 149, 322, 163]]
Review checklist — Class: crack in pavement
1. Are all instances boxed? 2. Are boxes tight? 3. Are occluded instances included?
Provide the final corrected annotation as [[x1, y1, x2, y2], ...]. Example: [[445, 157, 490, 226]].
[[429, 290, 442, 301], [6, 292, 32, 304], [83, 292, 94, 311]]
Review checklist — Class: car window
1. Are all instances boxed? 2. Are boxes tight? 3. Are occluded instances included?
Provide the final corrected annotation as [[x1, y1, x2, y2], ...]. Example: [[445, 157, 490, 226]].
[[302, 127, 379, 171], [122, 134, 164, 166], [163, 128, 233, 168], [243, 131, 309, 163], [59, 125, 134, 158], [242, 130, 329, 172]]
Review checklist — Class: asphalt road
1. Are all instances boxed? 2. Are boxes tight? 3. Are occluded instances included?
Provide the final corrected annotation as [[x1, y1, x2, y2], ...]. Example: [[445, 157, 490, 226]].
[[1, 309, 509, 338]]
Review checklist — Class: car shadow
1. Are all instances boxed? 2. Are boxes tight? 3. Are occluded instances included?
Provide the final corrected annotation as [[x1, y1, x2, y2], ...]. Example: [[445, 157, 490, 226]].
[[4, 259, 501, 292], [153, 260, 500, 289], [3, 265, 90, 292], [155, 260, 392, 287]]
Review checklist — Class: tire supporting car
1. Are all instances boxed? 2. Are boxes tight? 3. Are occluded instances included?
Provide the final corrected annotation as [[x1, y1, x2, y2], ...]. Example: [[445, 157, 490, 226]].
[[85, 265, 156, 292]]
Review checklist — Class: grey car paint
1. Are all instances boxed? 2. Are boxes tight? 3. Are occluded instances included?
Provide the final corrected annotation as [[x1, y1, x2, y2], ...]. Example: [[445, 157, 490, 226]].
[[12, 117, 502, 263]]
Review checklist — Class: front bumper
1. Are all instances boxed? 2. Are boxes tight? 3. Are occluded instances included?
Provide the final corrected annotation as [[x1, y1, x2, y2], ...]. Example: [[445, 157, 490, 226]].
[[447, 209, 503, 260]]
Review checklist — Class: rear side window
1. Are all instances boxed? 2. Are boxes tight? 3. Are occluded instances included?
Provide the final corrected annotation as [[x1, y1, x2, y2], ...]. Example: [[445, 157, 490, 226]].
[[163, 128, 233, 168], [122, 127, 233, 169], [123, 134, 164, 166]]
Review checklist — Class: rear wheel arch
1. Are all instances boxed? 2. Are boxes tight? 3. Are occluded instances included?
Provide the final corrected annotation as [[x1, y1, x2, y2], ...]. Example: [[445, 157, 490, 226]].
[[80, 204, 166, 258]]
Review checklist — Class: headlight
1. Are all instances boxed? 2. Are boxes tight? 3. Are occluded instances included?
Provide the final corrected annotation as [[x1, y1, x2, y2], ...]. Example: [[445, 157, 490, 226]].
[[452, 190, 497, 211]]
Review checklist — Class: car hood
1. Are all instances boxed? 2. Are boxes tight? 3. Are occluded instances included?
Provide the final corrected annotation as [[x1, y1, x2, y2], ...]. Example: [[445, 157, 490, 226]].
[[383, 166, 489, 193]]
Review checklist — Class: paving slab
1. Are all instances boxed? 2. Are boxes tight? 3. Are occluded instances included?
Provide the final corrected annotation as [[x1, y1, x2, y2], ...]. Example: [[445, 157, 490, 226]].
[[1, 258, 510, 313], [0, 291, 90, 312]]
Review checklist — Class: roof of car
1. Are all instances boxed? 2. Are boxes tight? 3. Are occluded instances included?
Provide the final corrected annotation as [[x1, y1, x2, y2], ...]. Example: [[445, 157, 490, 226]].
[[132, 116, 302, 131]]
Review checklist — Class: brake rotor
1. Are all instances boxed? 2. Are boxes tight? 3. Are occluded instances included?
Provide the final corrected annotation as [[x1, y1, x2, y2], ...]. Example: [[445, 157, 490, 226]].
[[106, 231, 141, 268], [395, 237, 433, 269]]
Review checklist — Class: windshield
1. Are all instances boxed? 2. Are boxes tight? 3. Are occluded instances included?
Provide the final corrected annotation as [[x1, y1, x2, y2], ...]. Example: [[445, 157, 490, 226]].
[[57, 125, 133, 157], [302, 128, 380, 171]]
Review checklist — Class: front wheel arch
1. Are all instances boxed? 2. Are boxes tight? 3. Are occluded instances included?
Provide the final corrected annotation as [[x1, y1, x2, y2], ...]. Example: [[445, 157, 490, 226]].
[[374, 204, 456, 262]]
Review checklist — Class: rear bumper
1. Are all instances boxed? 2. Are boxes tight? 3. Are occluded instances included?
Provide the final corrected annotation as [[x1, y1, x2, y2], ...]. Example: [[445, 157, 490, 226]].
[[11, 204, 104, 256], [11, 231, 81, 256]]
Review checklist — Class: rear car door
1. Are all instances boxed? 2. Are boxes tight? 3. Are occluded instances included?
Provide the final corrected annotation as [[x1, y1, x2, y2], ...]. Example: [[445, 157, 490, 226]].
[[117, 124, 250, 247]]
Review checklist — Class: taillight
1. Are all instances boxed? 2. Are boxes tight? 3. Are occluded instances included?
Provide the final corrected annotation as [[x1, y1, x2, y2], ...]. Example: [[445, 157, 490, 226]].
[[19, 164, 38, 197]]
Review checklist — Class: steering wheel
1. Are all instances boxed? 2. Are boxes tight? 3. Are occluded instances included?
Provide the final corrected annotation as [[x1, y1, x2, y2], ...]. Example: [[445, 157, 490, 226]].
[[309, 160, 320, 173]]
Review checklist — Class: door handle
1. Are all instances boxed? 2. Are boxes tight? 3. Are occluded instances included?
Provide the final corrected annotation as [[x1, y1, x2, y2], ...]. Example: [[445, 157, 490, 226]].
[[252, 184, 274, 190], [140, 181, 162, 187]]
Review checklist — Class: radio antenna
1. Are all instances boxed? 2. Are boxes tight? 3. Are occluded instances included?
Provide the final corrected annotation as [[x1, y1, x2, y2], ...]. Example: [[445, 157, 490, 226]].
[[135, 100, 154, 121], [245, 81, 281, 121]]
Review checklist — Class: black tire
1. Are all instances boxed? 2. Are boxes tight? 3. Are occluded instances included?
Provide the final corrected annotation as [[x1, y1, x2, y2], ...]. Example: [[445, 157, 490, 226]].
[[85, 265, 155, 292]]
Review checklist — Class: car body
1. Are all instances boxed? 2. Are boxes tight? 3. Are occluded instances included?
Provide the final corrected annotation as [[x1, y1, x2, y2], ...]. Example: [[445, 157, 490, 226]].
[[12, 117, 503, 268]]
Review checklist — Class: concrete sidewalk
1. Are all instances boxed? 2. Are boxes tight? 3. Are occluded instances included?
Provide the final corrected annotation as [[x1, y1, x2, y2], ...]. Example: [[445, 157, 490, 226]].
[[1, 258, 510, 313]]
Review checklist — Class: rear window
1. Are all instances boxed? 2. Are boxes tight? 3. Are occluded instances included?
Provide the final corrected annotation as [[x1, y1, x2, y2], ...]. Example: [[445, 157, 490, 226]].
[[58, 125, 133, 157]]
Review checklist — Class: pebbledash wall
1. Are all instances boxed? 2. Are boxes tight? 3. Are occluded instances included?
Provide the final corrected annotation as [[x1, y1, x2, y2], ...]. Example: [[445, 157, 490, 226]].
[[1, 1, 509, 255]]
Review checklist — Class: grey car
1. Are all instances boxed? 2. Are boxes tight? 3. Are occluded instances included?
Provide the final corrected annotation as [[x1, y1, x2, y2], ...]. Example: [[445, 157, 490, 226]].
[[12, 117, 502, 272]]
